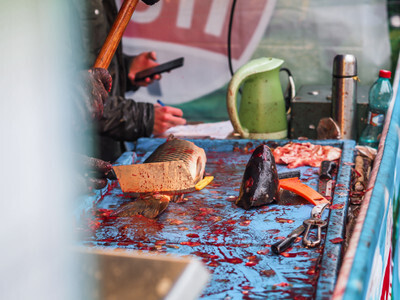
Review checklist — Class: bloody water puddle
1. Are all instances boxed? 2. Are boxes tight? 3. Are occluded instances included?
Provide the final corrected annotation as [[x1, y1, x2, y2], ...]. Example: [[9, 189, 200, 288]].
[[192, 249, 245, 265], [275, 217, 294, 223], [280, 251, 309, 258], [330, 203, 345, 210], [186, 233, 200, 238], [180, 241, 202, 247], [245, 261, 258, 267], [330, 237, 344, 244]]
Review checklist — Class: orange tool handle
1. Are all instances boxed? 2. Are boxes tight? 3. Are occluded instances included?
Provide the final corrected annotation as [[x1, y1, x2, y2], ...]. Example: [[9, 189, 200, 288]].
[[279, 177, 330, 206], [93, 0, 139, 69]]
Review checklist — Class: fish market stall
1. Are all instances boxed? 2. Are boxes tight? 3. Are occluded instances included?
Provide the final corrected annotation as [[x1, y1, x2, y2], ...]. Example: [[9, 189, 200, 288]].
[[74, 2, 400, 297], [77, 139, 355, 299], [75, 59, 400, 300], [76, 68, 400, 298]]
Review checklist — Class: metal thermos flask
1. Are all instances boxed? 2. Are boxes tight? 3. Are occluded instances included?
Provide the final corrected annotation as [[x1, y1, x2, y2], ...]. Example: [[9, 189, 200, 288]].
[[331, 54, 358, 140]]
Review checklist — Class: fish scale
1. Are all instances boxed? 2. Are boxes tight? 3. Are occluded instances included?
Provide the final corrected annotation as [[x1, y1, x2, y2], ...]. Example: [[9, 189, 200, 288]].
[[144, 136, 206, 183], [145, 139, 195, 163]]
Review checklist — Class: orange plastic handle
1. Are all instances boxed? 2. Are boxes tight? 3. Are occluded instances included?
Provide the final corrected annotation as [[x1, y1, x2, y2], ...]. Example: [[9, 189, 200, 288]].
[[279, 177, 330, 206]]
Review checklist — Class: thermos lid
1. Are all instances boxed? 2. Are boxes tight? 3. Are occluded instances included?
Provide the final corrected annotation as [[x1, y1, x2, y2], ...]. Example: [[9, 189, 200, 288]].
[[332, 54, 357, 77], [379, 70, 392, 79]]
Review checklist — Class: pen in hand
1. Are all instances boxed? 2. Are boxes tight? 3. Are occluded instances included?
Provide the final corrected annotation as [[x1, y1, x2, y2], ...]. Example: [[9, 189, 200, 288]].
[[155, 98, 186, 124]]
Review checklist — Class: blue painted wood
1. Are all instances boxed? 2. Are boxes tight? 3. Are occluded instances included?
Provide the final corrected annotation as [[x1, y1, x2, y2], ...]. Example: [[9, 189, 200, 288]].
[[134, 137, 345, 154], [393, 77, 400, 300], [344, 76, 400, 299], [78, 139, 354, 299], [316, 140, 356, 299]]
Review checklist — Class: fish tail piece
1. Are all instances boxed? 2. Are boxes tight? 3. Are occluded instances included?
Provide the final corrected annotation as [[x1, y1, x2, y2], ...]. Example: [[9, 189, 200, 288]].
[[111, 194, 171, 219]]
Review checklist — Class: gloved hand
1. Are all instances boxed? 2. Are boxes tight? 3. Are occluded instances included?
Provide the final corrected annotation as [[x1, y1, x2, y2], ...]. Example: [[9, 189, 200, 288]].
[[80, 68, 112, 120], [75, 154, 116, 192]]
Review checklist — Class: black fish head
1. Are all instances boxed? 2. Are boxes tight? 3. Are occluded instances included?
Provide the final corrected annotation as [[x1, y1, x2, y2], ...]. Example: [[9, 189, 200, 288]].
[[236, 145, 280, 209]]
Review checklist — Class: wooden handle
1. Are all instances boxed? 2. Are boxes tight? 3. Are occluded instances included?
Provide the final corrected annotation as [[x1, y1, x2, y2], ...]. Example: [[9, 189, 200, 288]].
[[93, 0, 139, 69]]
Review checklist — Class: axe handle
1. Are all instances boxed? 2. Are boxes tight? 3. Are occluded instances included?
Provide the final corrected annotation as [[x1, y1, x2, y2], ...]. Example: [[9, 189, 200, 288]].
[[93, 0, 139, 69]]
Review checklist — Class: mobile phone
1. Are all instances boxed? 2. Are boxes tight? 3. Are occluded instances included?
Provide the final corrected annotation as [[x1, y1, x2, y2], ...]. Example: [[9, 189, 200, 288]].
[[134, 57, 184, 82]]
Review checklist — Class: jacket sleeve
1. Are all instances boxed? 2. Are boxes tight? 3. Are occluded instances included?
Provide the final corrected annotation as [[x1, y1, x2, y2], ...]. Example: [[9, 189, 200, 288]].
[[98, 96, 154, 141]]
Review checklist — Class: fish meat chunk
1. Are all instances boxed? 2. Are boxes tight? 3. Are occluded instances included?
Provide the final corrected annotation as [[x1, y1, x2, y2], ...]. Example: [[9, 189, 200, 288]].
[[273, 142, 341, 168], [111, 194, 171, 219], [144, 135, 206, 183], [112, 135, 207, 218], [236, 144, 280, 209]]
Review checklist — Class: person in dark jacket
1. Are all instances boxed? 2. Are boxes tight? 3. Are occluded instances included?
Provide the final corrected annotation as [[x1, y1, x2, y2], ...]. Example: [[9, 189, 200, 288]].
[[78, 0, 186, 162], [71, 0, 185, 191]]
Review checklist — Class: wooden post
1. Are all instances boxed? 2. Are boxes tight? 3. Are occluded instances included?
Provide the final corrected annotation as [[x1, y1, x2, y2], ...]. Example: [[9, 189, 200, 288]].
[[93, 0, 139, 69]]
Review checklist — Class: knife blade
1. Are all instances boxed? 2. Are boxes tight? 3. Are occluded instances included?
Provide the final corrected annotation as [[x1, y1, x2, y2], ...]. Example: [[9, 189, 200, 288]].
[[318, 161, 336, 199], [271, 223, 306, 254], [112, 161, 196, 194], [278, 170, 301, 180]]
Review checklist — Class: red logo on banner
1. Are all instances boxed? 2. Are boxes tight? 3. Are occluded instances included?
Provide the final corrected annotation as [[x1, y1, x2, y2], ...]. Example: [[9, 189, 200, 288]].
[[123, 0, 272, 60]]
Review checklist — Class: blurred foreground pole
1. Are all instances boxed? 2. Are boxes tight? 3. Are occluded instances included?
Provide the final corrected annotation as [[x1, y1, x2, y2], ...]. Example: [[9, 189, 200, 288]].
[[0, 1, 82, 299]]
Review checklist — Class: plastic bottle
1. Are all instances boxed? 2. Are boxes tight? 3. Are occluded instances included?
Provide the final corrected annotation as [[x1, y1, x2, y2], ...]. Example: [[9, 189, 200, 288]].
[[359, 70, 393, 148]]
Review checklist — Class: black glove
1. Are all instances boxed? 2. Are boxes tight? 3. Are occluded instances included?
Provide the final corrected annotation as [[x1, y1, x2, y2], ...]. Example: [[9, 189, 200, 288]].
[[80, 68, 113, 120], [142, 0, 160, 5], [75, 154, 116, 192]]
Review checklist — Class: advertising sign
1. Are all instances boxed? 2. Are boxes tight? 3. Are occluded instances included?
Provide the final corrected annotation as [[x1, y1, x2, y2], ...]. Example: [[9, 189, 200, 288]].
[[119, 0, 276, 104]]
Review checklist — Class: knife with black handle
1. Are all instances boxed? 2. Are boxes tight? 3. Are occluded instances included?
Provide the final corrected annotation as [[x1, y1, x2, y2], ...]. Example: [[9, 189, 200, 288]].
[[271, 224, 306, 254], [318, 161, 337, 198], [278, 170, 301, 180]]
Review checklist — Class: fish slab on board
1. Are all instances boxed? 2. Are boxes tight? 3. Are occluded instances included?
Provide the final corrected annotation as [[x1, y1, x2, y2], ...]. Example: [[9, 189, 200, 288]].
[[112, 135, 207, 218]]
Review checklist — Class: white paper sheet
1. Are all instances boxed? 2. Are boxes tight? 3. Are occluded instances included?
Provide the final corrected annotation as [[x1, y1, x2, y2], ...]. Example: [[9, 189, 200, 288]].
[[164, 120, 234, 139]]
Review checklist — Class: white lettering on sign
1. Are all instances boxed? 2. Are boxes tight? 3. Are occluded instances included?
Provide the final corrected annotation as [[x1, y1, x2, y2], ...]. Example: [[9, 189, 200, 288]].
[[177, 0, 195, 29], [205, 0, 230, 36], [176, 0, 231, 36], [129, 0, 232, 37], [131, 1, 163, 24]]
